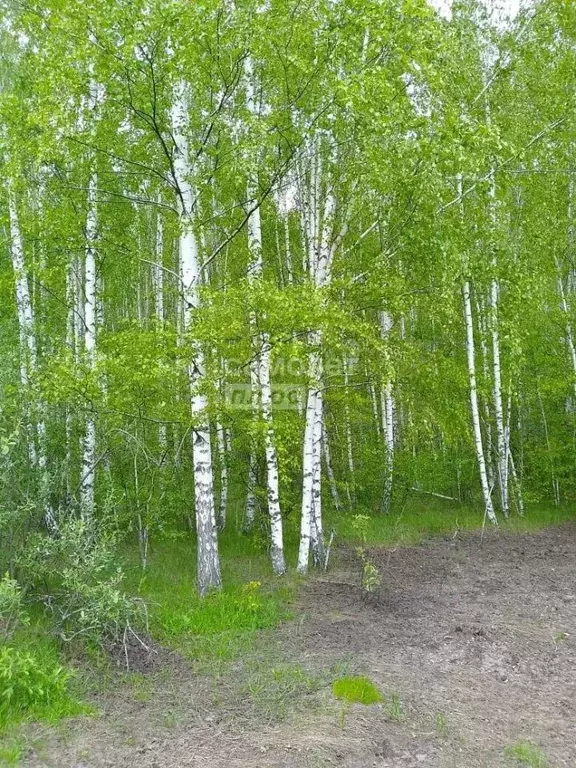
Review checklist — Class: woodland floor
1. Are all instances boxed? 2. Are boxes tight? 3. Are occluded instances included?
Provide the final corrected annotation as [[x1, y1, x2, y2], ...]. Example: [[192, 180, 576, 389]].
[[20, 524, 576, 768]]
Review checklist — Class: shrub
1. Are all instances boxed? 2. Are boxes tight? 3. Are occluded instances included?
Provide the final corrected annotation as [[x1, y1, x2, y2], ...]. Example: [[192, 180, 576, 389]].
[[0, 646, 77, 727], [0, 574, 29, 642], [18, 518, 147, 650]]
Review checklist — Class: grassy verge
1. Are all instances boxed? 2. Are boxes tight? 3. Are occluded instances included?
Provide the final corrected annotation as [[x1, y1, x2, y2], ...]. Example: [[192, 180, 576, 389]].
[[329, 498, 576, 547], [123, 528, 299, 665]]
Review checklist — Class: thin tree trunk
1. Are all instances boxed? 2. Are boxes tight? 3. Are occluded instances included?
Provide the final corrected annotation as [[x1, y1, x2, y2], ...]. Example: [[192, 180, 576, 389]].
[[296, 136, 350, 571], [243, 54, 286, 575], [80, 171, 98, 518], [488, 172, 509, 517], [379, 311, 395, 514], [297, 354, 320, 573], [215, 421, 228, 530], [463, 281, 497, 524], [556, 264, 576, 401], [322, 417, 341, 513], [8, 189, 55, 529], [475, 296, 496, 490], [154, 205, 168, 462], [310, 367, 325, 567], [489, 277, 509, 517], [171, 80, 221, 596]]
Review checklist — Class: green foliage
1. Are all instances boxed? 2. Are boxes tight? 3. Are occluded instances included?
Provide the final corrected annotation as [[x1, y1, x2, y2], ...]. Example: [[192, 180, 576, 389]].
[[351, 515, 382, 593], [241, 662, 328, 720], [334, 501, 576, 548], [161, 581, 286, 637], [0, 734, 25, 766], [332, 675, 383, 705], [0, 574, 29, 642], [0, 646, 80, 729], [18, 519, 147, 646], [504, 742, 550, 768], [126, 535, 294, 663]]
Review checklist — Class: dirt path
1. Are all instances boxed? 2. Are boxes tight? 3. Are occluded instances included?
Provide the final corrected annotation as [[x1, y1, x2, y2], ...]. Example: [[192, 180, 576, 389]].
[[23, 525, 576, 767]]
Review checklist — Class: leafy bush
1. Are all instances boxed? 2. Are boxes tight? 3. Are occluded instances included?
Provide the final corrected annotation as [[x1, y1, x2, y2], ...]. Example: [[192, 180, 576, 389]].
[[18, 518, 147, 648], [0, 574, 29, 642], [0, 646, 78, 727]]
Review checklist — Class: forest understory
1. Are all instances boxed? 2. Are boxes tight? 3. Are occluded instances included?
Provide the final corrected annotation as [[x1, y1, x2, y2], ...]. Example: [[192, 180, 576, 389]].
[[16, 523, 576, 768], [2, 0, 576, 765]]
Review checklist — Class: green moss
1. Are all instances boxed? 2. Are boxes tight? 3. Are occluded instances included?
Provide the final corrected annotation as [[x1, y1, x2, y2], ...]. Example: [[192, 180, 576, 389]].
[[332, 675, 382, 705]]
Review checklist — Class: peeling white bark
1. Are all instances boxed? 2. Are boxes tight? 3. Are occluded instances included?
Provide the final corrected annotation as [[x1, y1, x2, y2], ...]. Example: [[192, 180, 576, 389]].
[[154, 204, 168, 459], [243, 54, 286, 575], [463, 280, 497, 524], [297, 138, 350, 572], [171, 80, 221, 595], [80, 172, 98, 518], [379, 311, 395, 514]]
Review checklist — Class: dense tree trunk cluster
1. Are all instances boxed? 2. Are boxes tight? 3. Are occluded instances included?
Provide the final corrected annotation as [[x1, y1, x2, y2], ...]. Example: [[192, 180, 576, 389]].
[[1, 0, 575, 593]]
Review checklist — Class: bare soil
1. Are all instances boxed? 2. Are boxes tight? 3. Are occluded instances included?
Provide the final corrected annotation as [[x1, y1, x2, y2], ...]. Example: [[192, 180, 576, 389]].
[[22, 524, 576, 767]]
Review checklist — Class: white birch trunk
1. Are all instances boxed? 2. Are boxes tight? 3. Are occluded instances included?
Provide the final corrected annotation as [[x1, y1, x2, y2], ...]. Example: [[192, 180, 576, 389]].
[[171, 80, 221, 595], [310, 360, 325, 567], [297, 370, 319, 573], [296, 142, 349, 571], [463, 280, 497, 524], [489, 277, 509, 516], [557, 267, 576, 401], [488, 173, 509, 517], [243, 55, 286, 574], [8, 190, 37, 462], [475, 296, 496, 490], [8, 190, 55, 529], [65, 258, 77, 497], [379, 311, 395, 514], [215, 421, 228, 530], [80, 172, 98, 518], [154, 205, 168, 460]]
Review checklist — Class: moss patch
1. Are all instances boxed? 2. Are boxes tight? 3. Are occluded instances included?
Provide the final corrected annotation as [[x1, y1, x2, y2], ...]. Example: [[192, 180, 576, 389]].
[[332, 675, 382, 705]]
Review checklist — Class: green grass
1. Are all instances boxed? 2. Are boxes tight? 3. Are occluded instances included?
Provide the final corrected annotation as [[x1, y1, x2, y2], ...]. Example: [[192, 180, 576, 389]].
[[0, 622, 88, 763], [123, 529, 296, 663], [0, 734, 25, 767], [330, 499, 576, 547], [332, 675, 383, 705], [504, 741, 550, 767], [120, 500, 576, 665]]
